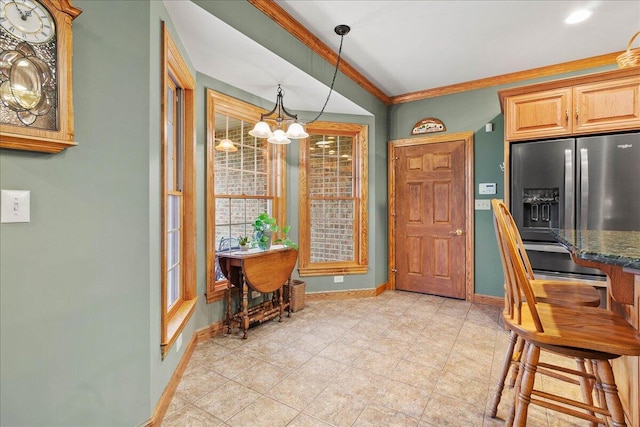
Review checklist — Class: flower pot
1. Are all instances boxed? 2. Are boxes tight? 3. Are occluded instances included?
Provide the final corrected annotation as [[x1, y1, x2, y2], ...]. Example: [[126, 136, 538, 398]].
[[256, 230, 272, 250]]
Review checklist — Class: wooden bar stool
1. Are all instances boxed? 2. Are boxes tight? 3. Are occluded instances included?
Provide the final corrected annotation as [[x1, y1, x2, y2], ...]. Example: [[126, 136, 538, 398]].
[[493, 199, 640, 426], [489, 199, 601, 418]]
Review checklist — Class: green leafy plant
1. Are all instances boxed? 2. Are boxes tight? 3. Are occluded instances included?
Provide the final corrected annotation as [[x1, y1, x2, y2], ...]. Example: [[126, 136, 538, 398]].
[[238, 236, 250, 246], [251, 212, 297, 250], [275, 224, 298, 250]]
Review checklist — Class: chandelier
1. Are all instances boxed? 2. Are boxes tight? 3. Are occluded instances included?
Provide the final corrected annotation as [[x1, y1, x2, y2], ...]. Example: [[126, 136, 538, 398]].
[[249, 24, 351, 145]]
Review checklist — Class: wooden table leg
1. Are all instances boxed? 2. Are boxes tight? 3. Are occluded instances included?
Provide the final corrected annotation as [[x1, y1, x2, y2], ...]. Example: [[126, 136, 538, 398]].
[[242, 275, 249, 339], [278, 285, 284, 322], [226, 261, 232, 334], [287, 278, 292, 318]]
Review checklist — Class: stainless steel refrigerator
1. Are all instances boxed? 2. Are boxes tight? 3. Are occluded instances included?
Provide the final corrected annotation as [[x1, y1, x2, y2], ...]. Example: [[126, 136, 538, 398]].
[[510, 132, 640, 280]]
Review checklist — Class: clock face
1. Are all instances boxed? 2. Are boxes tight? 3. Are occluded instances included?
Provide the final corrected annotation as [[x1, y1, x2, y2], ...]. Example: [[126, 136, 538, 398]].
[[0, 0, 55, 44], [0, 0, 57, 129]]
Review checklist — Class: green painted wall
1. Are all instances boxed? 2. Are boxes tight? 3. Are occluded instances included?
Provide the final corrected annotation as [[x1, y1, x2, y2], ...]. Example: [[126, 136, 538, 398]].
[[0, 1, 153, 425]]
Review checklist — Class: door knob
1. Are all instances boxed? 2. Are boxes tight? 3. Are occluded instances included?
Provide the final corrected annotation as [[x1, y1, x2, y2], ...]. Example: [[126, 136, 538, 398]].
[[451, 229, 463, 236]]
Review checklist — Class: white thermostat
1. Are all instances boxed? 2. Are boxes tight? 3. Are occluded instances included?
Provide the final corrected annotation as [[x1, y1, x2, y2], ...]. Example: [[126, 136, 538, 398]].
[[479, 183, 497, 195]]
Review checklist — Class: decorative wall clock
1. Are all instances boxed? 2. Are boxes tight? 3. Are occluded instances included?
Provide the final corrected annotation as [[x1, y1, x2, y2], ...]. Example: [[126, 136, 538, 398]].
[[0, 0, 81, 153]]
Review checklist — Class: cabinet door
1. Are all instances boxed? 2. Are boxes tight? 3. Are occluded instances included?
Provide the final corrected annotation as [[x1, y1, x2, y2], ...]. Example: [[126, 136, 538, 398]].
[[505, 88, 572, 141], [574, 76, 640, 134]]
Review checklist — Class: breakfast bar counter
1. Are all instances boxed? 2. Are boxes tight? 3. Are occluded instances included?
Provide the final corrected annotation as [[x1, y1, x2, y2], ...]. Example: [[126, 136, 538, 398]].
[[552, 229, 640, 426], [552, 230, 639, 304]]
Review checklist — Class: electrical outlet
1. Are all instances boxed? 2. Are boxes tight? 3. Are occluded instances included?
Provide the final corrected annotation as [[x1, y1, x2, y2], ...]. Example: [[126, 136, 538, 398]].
[[176, 333, 183, 352], [334, 275, 344, 283]]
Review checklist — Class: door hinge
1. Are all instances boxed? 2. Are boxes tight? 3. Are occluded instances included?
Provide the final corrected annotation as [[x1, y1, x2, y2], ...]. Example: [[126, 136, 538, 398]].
[[391, 268, 398, 273]]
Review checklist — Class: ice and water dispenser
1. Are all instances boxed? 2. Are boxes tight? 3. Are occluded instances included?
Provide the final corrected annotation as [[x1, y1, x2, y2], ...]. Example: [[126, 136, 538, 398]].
[[521, 188, 560, 230]]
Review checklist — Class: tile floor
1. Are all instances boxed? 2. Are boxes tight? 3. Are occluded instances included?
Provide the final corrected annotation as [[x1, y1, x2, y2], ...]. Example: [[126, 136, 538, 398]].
[[162, 291, 591, 427]]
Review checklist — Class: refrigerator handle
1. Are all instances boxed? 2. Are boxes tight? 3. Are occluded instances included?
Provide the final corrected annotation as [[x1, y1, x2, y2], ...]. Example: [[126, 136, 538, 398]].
[[564, 149, 574, 229], [580, 148, 589, 230]]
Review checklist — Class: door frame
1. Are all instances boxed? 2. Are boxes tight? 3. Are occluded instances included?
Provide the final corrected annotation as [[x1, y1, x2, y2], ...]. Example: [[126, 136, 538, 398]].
[[388, 131, 475, 300]]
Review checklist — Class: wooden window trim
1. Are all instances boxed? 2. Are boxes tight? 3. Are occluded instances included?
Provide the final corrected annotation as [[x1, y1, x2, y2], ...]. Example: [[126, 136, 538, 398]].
[[161, 24, 197, 358], [298, 122, 368, 277], [205, 90, 287, 302]]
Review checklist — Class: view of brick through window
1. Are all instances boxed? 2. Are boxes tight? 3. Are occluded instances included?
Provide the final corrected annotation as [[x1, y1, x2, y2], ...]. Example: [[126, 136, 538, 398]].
[[308, 134, 355, 262], [214, 113, 270, 248]]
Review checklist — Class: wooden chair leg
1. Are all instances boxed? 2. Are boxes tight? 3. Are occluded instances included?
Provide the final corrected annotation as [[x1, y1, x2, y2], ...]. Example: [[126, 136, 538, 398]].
[[490, 330, 519, 418], [594, 360, 627, 427], [506, 341, 529, 427], [509, 335, 525, 387], [590, 359, 607, 415], [574, 357, 598, 427], [513, 342, 541, 427]]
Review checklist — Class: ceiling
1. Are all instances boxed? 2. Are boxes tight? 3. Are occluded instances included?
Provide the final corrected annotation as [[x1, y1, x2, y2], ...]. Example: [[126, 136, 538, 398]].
[[164, 0, 639, 117]]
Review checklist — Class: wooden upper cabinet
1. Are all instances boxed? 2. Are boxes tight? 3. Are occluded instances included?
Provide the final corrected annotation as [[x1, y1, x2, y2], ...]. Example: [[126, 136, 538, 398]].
[[505, 88, 572, 140], [573, 76, 640, 134], [499, 68, 640, 142]]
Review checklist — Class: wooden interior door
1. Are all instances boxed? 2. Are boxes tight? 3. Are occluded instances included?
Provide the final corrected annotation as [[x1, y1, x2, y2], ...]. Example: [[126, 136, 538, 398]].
[[393, 138, 467, 298]]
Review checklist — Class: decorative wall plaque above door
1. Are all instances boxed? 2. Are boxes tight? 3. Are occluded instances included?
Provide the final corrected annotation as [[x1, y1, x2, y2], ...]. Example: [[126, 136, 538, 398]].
[[411, 117, 446, 135]]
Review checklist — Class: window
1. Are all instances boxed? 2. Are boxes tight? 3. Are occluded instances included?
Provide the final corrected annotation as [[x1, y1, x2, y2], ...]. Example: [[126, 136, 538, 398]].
[[161, 25, 196, 358], [205, 90, 287, 302], [299, 122, 368, 276]]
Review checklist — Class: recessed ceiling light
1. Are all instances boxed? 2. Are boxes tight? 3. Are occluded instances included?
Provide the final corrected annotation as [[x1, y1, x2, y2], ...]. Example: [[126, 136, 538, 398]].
[[565, 9, 592, 24]]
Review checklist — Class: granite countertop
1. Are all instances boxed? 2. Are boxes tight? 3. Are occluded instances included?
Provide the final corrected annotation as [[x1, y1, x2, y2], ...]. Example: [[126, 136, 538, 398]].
[[551, 229, 640, 270]]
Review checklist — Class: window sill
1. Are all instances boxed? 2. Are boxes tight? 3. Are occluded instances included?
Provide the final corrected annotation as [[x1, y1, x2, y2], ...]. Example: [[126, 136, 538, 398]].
[[206, 280, 229, 303], [161, 296, 197, 358]]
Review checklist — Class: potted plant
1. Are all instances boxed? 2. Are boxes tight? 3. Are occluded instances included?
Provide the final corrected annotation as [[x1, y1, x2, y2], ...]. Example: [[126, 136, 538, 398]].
[[252, 212, 278, 250], [252, 212, 298, 250], [238, 235, 250, 251]]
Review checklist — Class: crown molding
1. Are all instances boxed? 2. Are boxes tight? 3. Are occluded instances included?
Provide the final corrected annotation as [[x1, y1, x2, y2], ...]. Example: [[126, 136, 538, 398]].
[[247, 0, 623, 106], [390, 52, 622, 104]]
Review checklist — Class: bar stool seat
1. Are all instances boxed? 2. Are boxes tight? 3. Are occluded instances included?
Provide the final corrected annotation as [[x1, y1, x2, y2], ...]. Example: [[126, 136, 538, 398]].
[[530, 279, 601, 307]]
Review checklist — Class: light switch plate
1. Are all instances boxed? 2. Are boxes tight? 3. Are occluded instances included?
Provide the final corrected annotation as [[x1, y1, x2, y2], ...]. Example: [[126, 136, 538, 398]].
[[1, 190, 30, 223], [475, 199, 491, 210]]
